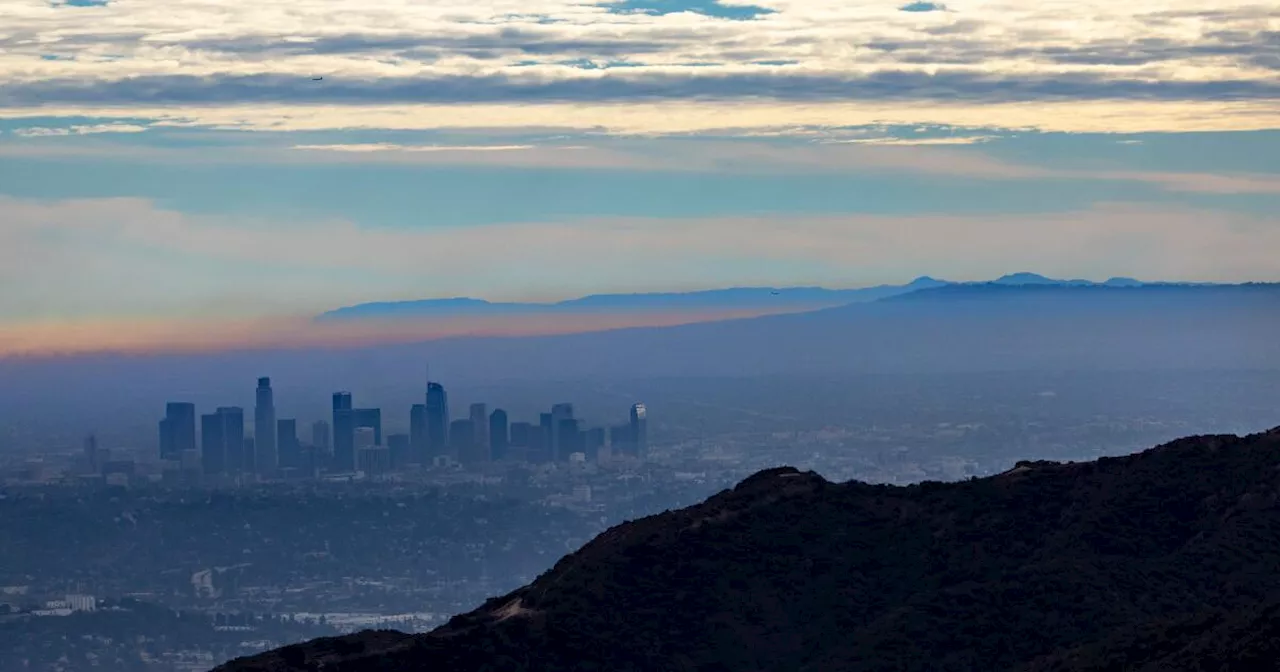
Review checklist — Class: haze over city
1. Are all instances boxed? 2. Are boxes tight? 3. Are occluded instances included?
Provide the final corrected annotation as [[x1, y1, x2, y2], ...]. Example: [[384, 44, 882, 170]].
[[1, 0, 1278, 671]]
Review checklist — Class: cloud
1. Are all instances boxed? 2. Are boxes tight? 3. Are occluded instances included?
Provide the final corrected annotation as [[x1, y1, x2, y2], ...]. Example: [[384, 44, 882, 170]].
[[0, 0, 1275, 133], [824, 135, 993, 146], [4, 71, 1279, 108], [292, 143, 540, 152], [10, 122, 149, 137]]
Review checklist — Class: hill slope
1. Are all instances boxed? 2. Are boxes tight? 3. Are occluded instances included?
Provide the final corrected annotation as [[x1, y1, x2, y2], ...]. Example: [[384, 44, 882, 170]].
[[219, 427, 1280, 672]]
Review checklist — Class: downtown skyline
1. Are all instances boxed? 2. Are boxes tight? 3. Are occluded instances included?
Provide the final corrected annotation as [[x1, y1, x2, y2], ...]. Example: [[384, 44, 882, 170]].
[[150, 374, 650, 483]]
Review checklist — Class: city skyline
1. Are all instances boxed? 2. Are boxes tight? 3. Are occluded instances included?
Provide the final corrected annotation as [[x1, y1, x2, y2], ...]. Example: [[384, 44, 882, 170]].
[[149, 374, 650, 481]]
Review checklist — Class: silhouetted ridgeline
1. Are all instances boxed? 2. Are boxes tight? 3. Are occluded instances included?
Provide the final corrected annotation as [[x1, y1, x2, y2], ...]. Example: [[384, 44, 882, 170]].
[[219, 427, 1280, 672]]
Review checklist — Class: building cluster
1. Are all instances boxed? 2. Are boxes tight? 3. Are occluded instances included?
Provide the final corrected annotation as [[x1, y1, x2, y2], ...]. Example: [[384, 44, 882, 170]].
[[146, 377, 648, 482]]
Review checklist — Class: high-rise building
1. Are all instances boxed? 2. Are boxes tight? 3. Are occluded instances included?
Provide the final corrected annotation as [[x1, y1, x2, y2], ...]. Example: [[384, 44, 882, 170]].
[[353, 408, 382, 446], [277, 419, 299, 469], [449, 419, 475, 462], [528, 425, 549, 464], [550, 403, 574, 461], [585, 427, 606, 462], [609, 423, 634, 458], [630, 403, 649, 460], [409, 403, 428, 465], [311, 420, 331, 452], [510, 421, 532, 448], [332, 392, 355, 472], [387, 433, 411, 469], [216, 406, 245, 473], [159, 402, 196, 461], [556, 417, 582, 460], [469, 403, 488, 454], [538, 413, 554, 463], [201, 413, 225, 475], [83, 435, 99, 474], [489, 409, 509, 461], [243, 437, 255, 471], [254, 377, 277, 474], [426, 382, 449, 458]]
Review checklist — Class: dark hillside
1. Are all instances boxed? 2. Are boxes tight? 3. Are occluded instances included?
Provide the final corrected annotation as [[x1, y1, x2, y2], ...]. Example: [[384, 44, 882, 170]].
[[220, 428, 1280, 671]]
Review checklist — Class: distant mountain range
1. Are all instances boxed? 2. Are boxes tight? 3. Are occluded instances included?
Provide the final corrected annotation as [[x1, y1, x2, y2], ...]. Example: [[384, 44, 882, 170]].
[[317, 273, 1216, 321], [218, 427, 1280, 672]]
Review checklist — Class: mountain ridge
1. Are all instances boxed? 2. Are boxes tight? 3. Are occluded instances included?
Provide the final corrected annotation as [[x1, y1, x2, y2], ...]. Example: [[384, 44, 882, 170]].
[[218, 426, 1280, 672], [316, 273, 1233, 321]]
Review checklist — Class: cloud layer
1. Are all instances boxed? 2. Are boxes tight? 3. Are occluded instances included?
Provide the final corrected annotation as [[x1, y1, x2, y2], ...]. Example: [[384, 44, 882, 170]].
[[0, 0, 1276, 133]]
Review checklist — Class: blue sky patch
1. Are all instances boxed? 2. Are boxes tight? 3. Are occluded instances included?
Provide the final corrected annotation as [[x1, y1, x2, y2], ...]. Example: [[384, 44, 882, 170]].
[[602, 0, 773, 20], [899, 2, 947, 12]]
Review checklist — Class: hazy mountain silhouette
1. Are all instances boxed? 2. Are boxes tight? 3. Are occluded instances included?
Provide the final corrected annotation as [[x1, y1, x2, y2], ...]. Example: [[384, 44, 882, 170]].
[[317, 276, 950, 321], [217, 427, 1280, 672], [4, 282, 1279, 420], [315, 273, 1216, 323]]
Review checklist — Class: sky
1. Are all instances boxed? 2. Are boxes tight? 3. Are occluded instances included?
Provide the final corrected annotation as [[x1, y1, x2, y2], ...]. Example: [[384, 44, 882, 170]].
[[0, 0, 1277, 355]]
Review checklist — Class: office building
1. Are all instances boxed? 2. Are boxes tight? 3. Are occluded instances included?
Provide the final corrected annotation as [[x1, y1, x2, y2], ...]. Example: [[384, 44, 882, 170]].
[[557, 417, 582, 460], [550, 403, 574, 461], [585, 426, 606, 462], [243, 437, 255, 471], [609, 423, 634, 458], [83, 435, 99, 474], [353, 408, 382, 445], [528, 424, 550, 464], [449, 419, 475, 463], [277, 419, 299, 469], [630, 403, 648, 460], [358, 445, 391, 476], [470, 403, 488, 455], [489, 409, 509, 461], [216, 407, 246, 473], [354, 427, 376, 451], [387, 433, 411, 470], [201, 413, 225, 475], [311, 420, 331, 453], [426, 382, 449, 458], [409, 403, 428, 465], [332, 392, 355, 471], [159, 402, 196, 461], [254, 377, 277, 474]]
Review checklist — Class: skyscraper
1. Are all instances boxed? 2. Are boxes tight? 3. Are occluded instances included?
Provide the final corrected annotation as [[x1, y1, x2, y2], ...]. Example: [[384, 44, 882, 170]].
[[630, 403, 648, 460], [254, 377, 277, 474], [83, 435, 99, 474], [159, 402, 196, 461], [449, 419, 475, 463], [551, 403, 574, 461], [609, 423, 634, 458], [409, 403, 428, 465], [585, 427, 606, 462], [489, 409, 509, 461], [311, 420, 331, 452], [201, 413, 224, 475], [277, 418, 298, 469], [216, 406, 245, 474], [387, 433, 411, 469], [353, 408, 382, 446], [538, 412, 554, 463], [426, 382, 449, 458], [469, 403, 488, 458], [557, 417, 582, 459], [332, 392, 354, 472]]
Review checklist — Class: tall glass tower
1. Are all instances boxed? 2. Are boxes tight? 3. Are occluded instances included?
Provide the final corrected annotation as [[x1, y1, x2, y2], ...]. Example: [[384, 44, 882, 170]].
[[254, 377, 277, 474]]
